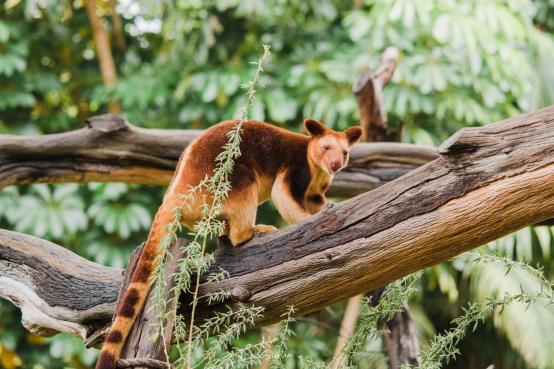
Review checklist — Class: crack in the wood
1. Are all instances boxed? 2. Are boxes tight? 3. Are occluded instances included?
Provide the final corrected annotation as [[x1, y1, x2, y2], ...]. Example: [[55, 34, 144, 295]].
[[326, 168, 453, 240]]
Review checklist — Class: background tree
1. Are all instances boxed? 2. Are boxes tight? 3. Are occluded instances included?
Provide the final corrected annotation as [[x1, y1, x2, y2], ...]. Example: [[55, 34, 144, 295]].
[[1, 0, 554, 368]]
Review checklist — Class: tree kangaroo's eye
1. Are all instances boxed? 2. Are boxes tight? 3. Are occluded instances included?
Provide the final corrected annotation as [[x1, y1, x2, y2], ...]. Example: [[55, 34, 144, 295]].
[[324, 146, 330, 150]]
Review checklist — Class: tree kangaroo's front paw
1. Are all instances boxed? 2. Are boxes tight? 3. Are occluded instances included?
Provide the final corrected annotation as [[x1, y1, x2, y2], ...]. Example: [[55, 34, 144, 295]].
[[253, 225, 277, 233]]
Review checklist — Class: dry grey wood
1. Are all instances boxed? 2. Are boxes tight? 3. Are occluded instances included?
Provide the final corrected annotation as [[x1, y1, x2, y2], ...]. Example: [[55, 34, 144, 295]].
[[2, 105, 554, 344], [0, 114, 201, 190], [0, 114, 438, 198], [0, 229, 122, 339], [119, 239, 186, 368]]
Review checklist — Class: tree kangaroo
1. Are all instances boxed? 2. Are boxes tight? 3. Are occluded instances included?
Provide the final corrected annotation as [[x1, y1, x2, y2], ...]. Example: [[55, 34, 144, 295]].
[[96, 118, 362, 369]]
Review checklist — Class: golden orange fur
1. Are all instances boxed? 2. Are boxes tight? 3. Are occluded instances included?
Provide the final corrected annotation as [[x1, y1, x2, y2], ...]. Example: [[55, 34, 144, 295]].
[[96, 119, 362, 369]]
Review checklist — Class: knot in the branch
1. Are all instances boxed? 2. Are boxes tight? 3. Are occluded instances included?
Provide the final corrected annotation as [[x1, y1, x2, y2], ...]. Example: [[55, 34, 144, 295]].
[[230, 286, 250, 302], [86, 114, 128, 133], [322, 201, 335, 212]]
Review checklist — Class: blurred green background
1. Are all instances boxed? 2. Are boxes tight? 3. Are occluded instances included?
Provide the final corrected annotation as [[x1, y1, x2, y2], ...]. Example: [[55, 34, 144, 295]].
[[2, 0, 554, 368]]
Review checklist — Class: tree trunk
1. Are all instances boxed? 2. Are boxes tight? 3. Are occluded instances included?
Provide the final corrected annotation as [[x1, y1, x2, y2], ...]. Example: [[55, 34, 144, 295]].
[[368, 288, 420, 368], [349, 45, 420, 369], [353, 47, 401, 142], [259, 323, 281, 369], [331, 295, 363, 369], [85, 0, 121, 114], [108, 0, 126, 51]]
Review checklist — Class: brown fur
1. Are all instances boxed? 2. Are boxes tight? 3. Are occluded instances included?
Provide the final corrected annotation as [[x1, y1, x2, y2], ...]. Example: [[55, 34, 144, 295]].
[[96, 119, 362, 369]]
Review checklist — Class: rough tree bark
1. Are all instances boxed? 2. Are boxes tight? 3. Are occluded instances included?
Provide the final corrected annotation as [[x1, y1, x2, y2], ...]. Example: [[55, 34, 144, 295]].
[[0, 230, 121, 340], [0, 114, 438, 198], [118, 240, 184, 369], [2, 105, 554, 347]]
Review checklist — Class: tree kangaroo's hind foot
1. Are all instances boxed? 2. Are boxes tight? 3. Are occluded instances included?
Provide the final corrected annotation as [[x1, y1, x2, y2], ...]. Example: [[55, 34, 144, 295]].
[[220, 222, 277, 245], [229, 222, 278, 245], [254, 225, 278, 233]]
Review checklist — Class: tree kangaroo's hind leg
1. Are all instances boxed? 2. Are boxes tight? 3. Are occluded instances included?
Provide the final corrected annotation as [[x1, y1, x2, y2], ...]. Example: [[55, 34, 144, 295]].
[[224, 182, 276, 245], [272, 172, 312, 224]]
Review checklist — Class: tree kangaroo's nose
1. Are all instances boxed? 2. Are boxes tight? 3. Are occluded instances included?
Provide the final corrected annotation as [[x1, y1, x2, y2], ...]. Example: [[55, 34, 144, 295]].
[[330, 159, 342, 172]]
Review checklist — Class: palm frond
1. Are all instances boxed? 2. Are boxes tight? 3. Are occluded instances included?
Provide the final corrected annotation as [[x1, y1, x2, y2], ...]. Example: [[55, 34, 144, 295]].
[[466, 261, 554, 369]]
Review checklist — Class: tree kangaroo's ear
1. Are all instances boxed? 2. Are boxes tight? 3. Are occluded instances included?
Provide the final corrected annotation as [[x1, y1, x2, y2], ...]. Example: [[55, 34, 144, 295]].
[[344, 126, 363, 146], [304, 118, 326, 137]]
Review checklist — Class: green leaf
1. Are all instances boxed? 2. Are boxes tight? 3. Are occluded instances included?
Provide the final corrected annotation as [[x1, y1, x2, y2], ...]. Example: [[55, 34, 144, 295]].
[[265, 89, 297, 123], [0, 20, 10, 43]]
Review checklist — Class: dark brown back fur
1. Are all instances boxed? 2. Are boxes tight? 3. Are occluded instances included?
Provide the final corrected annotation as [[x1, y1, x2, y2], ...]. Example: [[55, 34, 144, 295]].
[[186, 120, 311, 193]]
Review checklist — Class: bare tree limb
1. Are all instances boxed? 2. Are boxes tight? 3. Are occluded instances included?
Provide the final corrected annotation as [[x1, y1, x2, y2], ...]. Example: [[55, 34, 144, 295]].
[[0, 230, 122, 340], [331, 295, 363, 369], [353, 47, 401, 142], [2, 106, 554, 344], [0, 114, 438, 198]]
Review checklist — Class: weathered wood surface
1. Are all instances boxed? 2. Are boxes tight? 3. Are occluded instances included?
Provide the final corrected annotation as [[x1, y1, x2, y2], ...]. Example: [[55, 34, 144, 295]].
[[182, 105, 554, 327], [0, 230, 122, 340], [0, 114, 438, 198], [2, 105, 554, 343], [0, 115, 200, 190]]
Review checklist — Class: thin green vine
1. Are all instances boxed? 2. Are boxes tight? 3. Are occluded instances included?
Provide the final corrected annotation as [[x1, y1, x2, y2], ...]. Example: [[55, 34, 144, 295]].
[[148, 45, 271, 369]]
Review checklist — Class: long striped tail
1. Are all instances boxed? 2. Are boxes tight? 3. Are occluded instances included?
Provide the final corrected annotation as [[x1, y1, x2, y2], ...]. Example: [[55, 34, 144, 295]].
[[96, 197, 179, 369]]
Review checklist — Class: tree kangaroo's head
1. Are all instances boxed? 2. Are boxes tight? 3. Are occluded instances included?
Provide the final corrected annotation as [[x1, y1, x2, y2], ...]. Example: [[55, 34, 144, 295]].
[[304, 118, 363, 175]]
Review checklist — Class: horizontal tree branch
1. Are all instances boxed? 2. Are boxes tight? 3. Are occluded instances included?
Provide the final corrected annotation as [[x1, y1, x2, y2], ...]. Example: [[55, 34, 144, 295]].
[[2, 105, 554, 344], [0, 114, 438, 198]]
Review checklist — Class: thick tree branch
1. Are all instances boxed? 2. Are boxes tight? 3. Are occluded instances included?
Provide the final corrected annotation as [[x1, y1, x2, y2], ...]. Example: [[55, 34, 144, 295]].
[[2, 106, 554, 344], [0, 230, 122, 340], [367, 287, 420, 368], [0, 114, 438, 198]]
